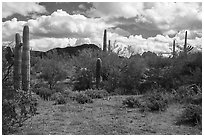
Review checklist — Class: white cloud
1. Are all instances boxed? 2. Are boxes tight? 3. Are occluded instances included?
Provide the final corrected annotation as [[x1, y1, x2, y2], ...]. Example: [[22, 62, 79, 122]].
[[107, 31, 201, 56], [30, 38, 77, 51], [2, 18, 26, 41], [87, 2, 144, 18], [2, 10, 113, 51], [75, 38, 91, 45], [2, 2, 47, 18], [144, 2, 202, 32], [2, 6, 202, 55], [87, 2, 202, 38]]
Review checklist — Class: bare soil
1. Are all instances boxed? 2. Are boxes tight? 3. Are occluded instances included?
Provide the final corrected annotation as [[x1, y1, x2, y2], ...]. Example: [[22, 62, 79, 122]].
[[15, 95, 201, 135]]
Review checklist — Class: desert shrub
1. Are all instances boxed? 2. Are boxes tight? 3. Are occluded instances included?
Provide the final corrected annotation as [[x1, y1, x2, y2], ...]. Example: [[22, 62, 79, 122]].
[[37, 87, 54, 101], [61, 88, 73, 98], [122, 96, 142, 108], [38, 58, 67, 89], [100, 53, 122, 92], [50, 92, 62, 100], [72, 67, 93, 91], [84, 89, 109, 99], [55, 96, 66, 104], [71, 49, 97, 91], [51, 92, 66, 105], [2, 99, 18, 134], [144, 91, 168, 112], [69, 91, 93, 104], [119, 58, 146, 95], [53, 84, 65, 93], [122, 90, 168, 112], [176, 104, 202, 126], [2, 90, 38, 135], [174, 85, 201, 104]]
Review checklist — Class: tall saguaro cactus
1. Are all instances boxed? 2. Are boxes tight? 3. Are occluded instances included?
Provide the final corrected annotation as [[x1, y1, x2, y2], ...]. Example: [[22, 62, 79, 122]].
[[172, 39, 176, 58], [184, 31, 187, 57], [103, 29, 107, 52], [108, 40, 111, 52], [22, 25, 30, 93], [13, 33, 22, 90], [96, 58, 102, 89]]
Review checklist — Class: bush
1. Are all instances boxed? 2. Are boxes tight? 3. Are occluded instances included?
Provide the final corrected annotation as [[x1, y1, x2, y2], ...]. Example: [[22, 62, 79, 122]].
[[72, 68, 93, 91], [84, 89, 109, 99], [2, 90, 38, 134], [50, 92, 62, 101], [55, 96, 66, 105], [2, 99, 18, 134], [51, 92, 66, 105], [176, 104, 202, 126], [144, 92, 168, 112], [122, 96, 142, 108], [37, 87, 54, 101], [38, 59, 67, 89], [122, 90, 168, 112], [118, 58, 146, 95], [174, 85, 201, 104], [53, 84, 65, 93], [71, 49, 98, 91], [69, 91, 93, 104]]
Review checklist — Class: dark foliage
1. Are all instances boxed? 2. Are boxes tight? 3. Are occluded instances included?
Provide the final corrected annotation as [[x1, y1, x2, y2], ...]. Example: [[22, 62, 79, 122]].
[[176, 104, 202, 126]]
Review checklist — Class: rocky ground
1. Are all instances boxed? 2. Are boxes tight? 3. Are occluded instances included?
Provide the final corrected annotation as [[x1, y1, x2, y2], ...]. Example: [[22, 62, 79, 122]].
[[15, 95, 201, 135]]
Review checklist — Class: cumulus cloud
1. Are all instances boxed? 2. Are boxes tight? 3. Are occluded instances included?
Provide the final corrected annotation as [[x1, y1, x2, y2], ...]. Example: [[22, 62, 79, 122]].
[[75, 38, 91, 45], [2, 2, 47, 18], [30, 38, 77, 51], [2, 10, 112, 51], [87, 2, 144, 19], [106, 30, 201, 56], [2, 4, 202, 55], [87, 2, 202, 38], [144, 2, 202, 33], [26, 10, 112, 39], [2, 18, 26, 41]]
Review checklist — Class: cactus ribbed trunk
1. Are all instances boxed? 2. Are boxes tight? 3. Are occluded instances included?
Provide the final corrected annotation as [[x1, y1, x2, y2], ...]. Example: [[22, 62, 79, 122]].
[[108, 40, 111, 52], [96, 58, 102, 89], [22, 25, 30, 93], [103, 29, 107, 52], [184, 31, 187, 57], [13, 33, 22, 90], [172, 39, 176, 58]]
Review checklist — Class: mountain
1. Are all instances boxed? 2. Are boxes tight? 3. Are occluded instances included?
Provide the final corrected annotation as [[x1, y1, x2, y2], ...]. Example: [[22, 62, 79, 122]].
[[31, 44, 100, 58]]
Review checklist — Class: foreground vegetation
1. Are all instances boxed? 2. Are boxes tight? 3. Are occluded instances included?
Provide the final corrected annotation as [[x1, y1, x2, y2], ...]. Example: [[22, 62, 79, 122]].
[[2, 26, 202, 135]]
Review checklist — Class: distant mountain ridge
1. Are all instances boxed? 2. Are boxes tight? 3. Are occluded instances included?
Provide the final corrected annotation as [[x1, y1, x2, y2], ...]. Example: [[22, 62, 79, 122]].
[[31, 44, 100, 57]]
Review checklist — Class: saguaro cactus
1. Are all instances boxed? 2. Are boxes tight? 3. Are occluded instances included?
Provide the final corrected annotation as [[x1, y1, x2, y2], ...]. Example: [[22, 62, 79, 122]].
[[96, 58, 102, 89], [184, 31, 187, 57], [13, 33, 22, 90], [22, 25, 30, 93], [172, 39, 176, 58], [108, 40, 111, 52], [103, 29, 107, 52]]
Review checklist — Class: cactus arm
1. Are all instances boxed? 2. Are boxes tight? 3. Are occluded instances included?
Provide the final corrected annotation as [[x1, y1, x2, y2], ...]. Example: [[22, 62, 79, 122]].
[[108, 40, 111, 52], [103, 29, 107, 52], [187, 45, 194, 52], [22, 25, 30, 93], [172, 39, 176, 58], [184, 31, 187, 57], [96, 58, 102, 89], [13, 33, 22, 90]]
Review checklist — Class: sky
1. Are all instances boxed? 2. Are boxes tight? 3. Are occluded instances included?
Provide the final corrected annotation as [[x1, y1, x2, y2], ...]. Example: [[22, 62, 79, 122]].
[[2, 2, 202, 56]]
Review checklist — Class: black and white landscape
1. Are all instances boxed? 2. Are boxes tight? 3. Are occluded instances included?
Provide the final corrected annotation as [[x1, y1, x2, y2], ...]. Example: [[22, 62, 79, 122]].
[[2, 2, 202, 135]]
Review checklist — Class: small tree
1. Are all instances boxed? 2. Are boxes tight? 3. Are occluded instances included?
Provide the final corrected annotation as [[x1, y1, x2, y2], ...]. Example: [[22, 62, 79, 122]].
[[39, 59, 67, 89]]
